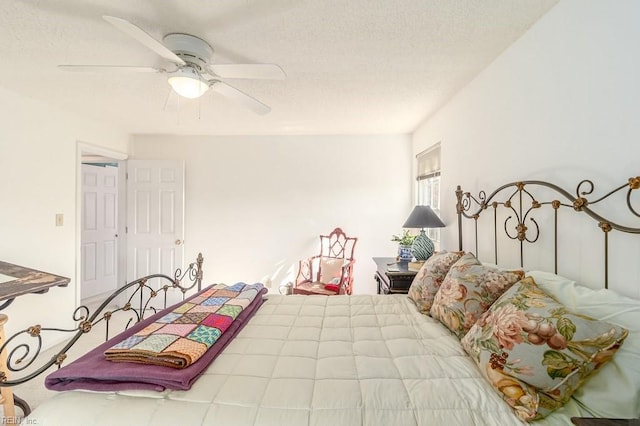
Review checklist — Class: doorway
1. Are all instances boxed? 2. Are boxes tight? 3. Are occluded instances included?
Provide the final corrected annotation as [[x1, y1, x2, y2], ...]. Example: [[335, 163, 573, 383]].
[[76, 144, 185, 307], [77, 143, 127, 303], [81, 163, 118, 299]]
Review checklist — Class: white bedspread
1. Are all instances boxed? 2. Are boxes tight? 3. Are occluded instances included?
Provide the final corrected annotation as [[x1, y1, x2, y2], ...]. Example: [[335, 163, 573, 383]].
[[27, 295, 536, 425]]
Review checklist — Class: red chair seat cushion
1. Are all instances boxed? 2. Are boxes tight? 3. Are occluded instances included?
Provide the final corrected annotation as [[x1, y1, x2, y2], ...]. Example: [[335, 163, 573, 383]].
[[293, 282, 338, 296]]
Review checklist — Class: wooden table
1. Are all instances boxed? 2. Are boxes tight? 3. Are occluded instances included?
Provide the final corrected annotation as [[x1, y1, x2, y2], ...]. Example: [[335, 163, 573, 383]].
[[372, 257, 418, 294], [0, 261, 70, 417], [0, 261, 70, 309]]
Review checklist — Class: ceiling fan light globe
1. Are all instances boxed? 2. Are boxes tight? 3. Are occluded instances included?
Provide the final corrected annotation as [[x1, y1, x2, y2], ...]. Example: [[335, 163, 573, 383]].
[[167, 67, 209, 99]]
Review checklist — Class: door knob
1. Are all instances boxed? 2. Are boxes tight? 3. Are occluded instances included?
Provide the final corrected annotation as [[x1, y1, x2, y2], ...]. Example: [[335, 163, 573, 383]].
[[175, 239, 183, 246]]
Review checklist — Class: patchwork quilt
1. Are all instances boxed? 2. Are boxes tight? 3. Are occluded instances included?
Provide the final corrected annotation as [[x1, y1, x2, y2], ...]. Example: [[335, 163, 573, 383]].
[[105, 283, 263, 368], [45, 283, 267, 392]]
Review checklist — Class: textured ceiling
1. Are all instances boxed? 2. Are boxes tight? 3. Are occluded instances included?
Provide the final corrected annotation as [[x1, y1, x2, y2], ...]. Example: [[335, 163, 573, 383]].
[[0, 0, 558, 135]]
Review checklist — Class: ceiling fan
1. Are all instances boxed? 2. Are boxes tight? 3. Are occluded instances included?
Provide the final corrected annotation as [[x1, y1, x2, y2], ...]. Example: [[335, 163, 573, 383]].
[[58, 15, 286, 115]]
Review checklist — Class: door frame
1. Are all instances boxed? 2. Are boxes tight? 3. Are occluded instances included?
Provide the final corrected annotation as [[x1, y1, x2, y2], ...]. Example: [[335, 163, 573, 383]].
[[76, 141, 128, 307]]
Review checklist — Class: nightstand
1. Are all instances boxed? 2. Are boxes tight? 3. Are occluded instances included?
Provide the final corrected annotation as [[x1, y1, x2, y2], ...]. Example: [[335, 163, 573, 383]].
[[372, 257, 418, 294]]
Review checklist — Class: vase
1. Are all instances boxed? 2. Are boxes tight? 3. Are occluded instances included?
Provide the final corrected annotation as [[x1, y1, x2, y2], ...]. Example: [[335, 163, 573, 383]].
[[397, 245, 413, 262]]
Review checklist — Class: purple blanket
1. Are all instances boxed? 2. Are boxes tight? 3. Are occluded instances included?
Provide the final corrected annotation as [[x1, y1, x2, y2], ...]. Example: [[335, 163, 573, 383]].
[[45, 283, 267, 392]]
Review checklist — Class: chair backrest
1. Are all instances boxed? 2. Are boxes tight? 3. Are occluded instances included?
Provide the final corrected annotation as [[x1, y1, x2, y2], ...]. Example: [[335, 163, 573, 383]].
[[318, 227, 357, 261]]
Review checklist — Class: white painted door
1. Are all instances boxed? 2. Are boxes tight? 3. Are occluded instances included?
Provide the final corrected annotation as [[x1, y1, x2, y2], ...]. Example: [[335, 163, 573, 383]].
[[81, 164, 118, 299], [126, 160, 185, 307]]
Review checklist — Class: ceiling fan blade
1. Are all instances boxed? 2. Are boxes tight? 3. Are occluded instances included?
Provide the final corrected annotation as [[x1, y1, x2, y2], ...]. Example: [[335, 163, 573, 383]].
[[102, 15, 185, 66], [210, 81, 271, 115], [58, 65, 164, 73], [208, 64, 286, 80]]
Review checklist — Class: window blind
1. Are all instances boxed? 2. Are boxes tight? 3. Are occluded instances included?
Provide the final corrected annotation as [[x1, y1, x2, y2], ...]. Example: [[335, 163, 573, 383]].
[[416, 143, 441, 180]]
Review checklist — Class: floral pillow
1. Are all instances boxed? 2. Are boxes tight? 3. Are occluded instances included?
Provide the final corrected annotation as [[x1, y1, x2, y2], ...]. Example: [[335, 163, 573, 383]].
[[430, 252, 524, 338], [407, 251, 464, 314], [461, 276, 628, 421]]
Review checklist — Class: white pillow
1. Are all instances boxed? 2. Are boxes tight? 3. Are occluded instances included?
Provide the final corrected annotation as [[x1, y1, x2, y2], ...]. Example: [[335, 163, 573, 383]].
[[528, 270, 640, 419], [319, 257, 345, 284]]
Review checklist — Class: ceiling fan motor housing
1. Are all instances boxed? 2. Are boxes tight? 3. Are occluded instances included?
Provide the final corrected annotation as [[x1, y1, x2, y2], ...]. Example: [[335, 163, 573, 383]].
[[163, 33, 214, 71]]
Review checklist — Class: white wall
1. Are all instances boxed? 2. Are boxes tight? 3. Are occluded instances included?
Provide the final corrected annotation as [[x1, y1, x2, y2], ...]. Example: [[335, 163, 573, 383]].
[[131, 134, 412, 294], [412, 0, 640, 297], [0, 87, 129, 337]]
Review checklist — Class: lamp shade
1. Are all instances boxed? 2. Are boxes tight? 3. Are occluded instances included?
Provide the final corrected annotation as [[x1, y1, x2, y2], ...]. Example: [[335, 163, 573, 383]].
[[402, 205, 445, 229], [168, 66, 209, 99], [402, 206, 445, 261]]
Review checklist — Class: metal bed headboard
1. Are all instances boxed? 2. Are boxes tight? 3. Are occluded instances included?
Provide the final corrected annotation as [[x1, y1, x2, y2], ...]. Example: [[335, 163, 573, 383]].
[[456, 176, 640, 289]]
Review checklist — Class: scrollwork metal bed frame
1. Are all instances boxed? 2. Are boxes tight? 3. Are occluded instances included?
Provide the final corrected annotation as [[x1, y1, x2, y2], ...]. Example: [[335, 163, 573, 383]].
[[456, 176, 640, 289], [3, 177, 638, 417], [0, 253, 204, 416]]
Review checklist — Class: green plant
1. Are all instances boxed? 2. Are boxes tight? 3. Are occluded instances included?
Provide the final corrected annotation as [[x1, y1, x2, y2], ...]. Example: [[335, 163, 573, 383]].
[[391, 230, 416, 246]]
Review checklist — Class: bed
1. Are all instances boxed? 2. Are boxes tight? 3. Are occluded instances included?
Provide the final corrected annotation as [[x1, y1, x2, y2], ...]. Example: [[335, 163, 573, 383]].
[[15, 175, 640, 425]]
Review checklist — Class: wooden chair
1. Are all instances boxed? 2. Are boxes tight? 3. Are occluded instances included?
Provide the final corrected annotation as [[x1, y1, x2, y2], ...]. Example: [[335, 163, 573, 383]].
[[293, 228, 357, 296]]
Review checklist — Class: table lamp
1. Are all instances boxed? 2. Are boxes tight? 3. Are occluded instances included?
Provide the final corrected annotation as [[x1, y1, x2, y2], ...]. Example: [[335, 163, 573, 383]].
[[402, 205, 446, 261]]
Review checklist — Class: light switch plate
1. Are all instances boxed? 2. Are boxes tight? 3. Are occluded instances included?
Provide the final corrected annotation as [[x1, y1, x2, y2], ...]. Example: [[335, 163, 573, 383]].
[[55, 213, 64, 226]]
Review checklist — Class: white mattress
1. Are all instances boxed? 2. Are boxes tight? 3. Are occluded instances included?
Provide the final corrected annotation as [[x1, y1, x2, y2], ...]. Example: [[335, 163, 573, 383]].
[[27, 295, 538, 425]]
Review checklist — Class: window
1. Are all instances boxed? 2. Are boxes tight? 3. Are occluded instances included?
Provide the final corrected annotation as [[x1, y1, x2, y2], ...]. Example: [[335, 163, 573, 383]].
[[416, 143, 441, 247]]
